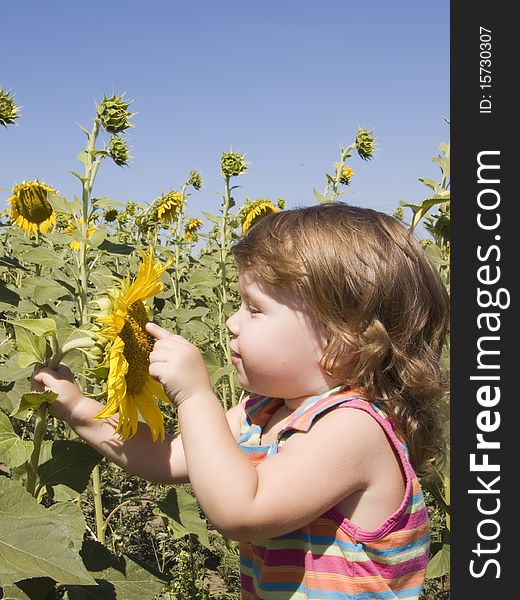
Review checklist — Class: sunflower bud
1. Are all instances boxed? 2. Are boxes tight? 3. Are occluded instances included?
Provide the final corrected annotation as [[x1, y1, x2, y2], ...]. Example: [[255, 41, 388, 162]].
[[393, 207, 405, 221], [108, 135, 130, 166], [188, 170, 203, 190], [221, 150, 247, 178], [277, 198, 286, 209], [355, 129, 376, 161], [103, 208, 119, 222], [96, 93, 134, 134], [339, 166, 354, 185], [0, 88, 21, 127]]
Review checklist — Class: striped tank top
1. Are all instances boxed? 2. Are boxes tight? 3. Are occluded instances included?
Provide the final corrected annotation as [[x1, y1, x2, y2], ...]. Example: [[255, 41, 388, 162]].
[[237, 385, 430, 599]]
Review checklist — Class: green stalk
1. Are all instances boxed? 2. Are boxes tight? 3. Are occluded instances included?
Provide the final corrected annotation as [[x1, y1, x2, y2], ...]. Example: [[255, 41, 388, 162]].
[[26, 337, 62, 497], [91, 465, 105, 544], [218, 177, 236, 409], [78, 116, 106, 542], [26, 404, 48, 497], [172, 183, 188, 312]]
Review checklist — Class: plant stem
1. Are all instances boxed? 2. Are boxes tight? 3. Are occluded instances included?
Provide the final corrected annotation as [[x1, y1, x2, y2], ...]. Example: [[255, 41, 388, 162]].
[[79, 116, 106, 542], [26, 404, 48, 497], [219, 177, 236, 409], [91, 465, 105, 544]]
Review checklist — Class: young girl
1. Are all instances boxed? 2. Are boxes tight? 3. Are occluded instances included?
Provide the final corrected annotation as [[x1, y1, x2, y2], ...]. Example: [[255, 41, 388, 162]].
[[33, 203, 449, 599]]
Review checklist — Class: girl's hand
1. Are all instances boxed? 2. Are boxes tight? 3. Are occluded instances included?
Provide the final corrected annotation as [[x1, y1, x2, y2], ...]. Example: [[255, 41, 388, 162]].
[[146, 322, 213, 406], [31, 363, 84, 421]]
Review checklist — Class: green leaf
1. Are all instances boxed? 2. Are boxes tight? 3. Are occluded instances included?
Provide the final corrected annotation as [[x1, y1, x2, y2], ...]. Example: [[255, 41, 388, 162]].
[[11, 390, 57, 416], [33, 279, 72, 305], [48, 501, 86, 550], [0, 279, 20, 308], [0, 577, 56, 599], [65, 539, 169, 600], [0, 354, 33, 382], [156, 487, 210, 548], [38, 440, 103, 493], [20, 247, 65, 268], [426, 543, 450, 578], [201, 211, 220, 224], [0, 478, 96, 585], [418, 177, 438, 191], [0, 412, 33, 468], [92, 197, 125, 210], [209, 364, 235, 386], [13, 325, 47, 368], [11, 318, 57, 338], [47, 193, 82, 216], [97, 239, 135, 255], [312, 187, 330, 203]]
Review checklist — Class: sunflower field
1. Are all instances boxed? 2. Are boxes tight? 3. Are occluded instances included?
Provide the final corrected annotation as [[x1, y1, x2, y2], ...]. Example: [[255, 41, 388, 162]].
[[0, 91, 450, 599]]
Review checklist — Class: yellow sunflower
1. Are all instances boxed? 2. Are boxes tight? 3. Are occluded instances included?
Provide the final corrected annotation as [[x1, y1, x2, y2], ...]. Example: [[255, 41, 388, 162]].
[[94, 248, 173, 441], [156, 191, 184, 224], [65, 218, 96, 251], [241, 199, 278, 233], [184, 217, 203, 240], [8, 180, 57, 235]]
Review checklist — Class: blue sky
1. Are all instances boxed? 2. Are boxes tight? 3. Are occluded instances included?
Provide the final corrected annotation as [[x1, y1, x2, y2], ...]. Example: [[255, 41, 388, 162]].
[[1, 0, 449, 225]]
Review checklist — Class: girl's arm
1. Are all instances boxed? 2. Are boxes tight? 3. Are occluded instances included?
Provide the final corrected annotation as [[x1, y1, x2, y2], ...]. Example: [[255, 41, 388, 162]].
[[147, 323, 393, 542], [32, 364, 245, 485]]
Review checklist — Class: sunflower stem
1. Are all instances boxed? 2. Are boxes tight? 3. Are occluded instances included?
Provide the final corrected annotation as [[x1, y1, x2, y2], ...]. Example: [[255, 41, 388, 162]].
[[26, 404, 48, 497], [172, 183, 188, 313], [219, 177, 236, 409], [91, 465, 105, 544], [79, 115, 106, 543]]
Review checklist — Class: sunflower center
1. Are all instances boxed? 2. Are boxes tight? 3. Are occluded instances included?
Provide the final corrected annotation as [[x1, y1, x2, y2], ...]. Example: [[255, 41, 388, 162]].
[[17, 185, 54, 224], [119, 301, 154, 394]]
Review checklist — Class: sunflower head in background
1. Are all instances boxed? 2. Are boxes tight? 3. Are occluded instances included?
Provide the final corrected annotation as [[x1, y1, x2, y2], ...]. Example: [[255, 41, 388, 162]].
[[240, 198, 278, 234], [155, 191, 184, 224], [94, 248, 172, 441], [8, 181, 57, 235]]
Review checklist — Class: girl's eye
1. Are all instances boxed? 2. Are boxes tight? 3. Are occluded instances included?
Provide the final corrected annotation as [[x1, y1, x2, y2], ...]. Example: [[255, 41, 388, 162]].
[[247, 305, 261, 315]]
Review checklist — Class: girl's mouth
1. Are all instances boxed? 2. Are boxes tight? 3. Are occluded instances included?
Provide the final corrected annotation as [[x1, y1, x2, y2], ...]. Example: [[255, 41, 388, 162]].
[[230, 351, 241, 364]]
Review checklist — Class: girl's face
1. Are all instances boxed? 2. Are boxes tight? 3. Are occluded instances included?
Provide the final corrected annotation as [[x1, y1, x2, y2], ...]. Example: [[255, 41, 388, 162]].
[[226, 271, 338, 402]]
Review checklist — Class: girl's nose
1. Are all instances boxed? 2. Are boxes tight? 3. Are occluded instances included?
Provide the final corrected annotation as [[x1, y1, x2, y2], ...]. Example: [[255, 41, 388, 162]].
[[226, 311, 239, 336]]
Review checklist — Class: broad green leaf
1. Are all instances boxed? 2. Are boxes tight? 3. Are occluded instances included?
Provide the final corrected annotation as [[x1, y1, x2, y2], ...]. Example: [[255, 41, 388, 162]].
[[209, 364, 235, 386], [48, 501, 86, 550], [0, 478, 96, 585], [13, 326, 47, 369], [426, 543, 450, 578], [156, 487, 210, 548], [0, 412, 33, 468], [65, 539, 169, 600], [38, 440, 103, 493], [33, 279, 72, 305], [11, 390, 57, 416], [86, 227, 107, 249], [201, 211, 220, 224], [11, 318, 57, 338], [0, 280, 20, 308], [0, 577, 56, 599], [0, 354, 33, 382], [97, 238, 135, 255], [92, 197, 125, 210], [47, 193, 82, 216], [174, 307, 209, 323], [21, 247, 65, 268]]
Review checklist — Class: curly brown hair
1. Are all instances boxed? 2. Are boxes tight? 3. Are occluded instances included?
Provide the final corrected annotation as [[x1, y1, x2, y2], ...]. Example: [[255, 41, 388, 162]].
[[231, 203, 450, 479]]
